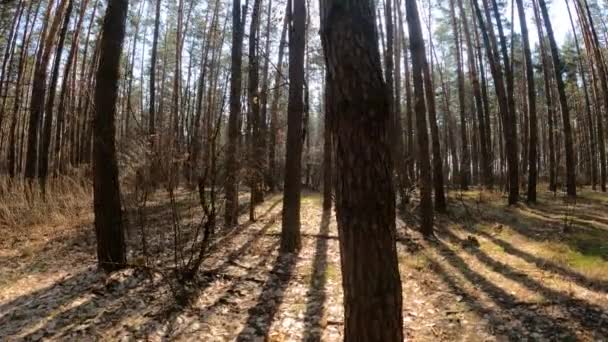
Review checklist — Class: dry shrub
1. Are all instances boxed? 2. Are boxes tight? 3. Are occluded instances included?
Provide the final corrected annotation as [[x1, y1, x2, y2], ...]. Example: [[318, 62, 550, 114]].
[[0, 175, 92, 228]]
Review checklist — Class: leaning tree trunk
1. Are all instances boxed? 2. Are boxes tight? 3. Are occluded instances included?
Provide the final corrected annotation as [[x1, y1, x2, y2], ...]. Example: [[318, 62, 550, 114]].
[[25, 0, 68, 181], [473, 0, 517, 204], [565, 0, 596, 190], [39, 0, 74, 190], [93, 0, 129, 272], [538, 0, 576, 197], [320, 0, 404, 339]]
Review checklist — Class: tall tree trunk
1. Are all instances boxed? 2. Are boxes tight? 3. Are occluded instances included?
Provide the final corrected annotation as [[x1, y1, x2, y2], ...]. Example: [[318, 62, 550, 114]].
[[7, 0, 38, 177], [149, 0, 161, 142], [565, 0, 596, 190], [39, 0, 74, 190], [537, 0, 576, 197], [473, 0, 517, 204], [248, 0, 263, 221], [93, 0, 128, 272], [268, 2, 288, 192], [397, 0, 415, 186], [224, 0, 245, 227], [407, 0, 435, 235], [320, 0, 403, 338], [259, 0, 273, 191], [280, 0, 305, 253], [515, 0, 537, 202], [458, 0, 491, 188], [450, 0, 470, 190], [25, 0, 67, 181], [54, 0, 89, 175], [532, 3, 557, 192]]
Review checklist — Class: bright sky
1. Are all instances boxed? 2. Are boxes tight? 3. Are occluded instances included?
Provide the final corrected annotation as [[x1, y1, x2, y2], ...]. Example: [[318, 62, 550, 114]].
[[513, 0, 572, 47]]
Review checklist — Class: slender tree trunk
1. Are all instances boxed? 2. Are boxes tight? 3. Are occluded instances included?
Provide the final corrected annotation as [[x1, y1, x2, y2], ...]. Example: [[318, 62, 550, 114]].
[[40, 0, 74, 190], [450, 0, 470, 190], [514, 0, 537, 202], [25, 0, 67, 181], [397, 0, 415, 186], [248, 0, 263, 221], [473, 0, 517, 204], [7, 0, 38, 177], [268, 4, 288, 192], [537, 0, 576, 197], [224, 0, 245, 227], [260, 0, 273, 191], [93, 0, 128, 272], [54, 0, 89, 175], [458, 0, 491, 188], [407, 0, 435, 234], [320, 0, 404, 338]]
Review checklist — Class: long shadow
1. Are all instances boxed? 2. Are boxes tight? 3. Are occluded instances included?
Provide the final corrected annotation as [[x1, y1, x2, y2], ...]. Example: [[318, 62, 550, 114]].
[[133, 210, 284, 338], [0, 266, 172, 340], [439, 229, 608, 337], [2, 198, 283, 340], [235, 252, 297, 341], [453, 197, 608, 260], [428, 236, 578, 340], [0, 269, 98, 338], [462, 225, 608, 293], [302, 210, 331, 341], [397, 230, 546, 338]]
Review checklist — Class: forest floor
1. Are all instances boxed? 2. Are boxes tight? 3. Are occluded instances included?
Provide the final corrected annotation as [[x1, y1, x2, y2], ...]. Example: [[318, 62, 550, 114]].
[[1, 186, 608, 341]]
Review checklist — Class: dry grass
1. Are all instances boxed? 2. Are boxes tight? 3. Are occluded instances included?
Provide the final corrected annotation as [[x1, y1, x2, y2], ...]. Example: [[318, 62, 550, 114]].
[[0, 176, 92, 229]]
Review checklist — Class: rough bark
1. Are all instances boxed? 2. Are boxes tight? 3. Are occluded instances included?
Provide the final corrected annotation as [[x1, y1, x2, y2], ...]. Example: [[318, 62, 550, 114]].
[[280, 0, 305, 253], [93, 0, 128, 272], [320, 0, 404, 338], [224, 0, 245, 227]]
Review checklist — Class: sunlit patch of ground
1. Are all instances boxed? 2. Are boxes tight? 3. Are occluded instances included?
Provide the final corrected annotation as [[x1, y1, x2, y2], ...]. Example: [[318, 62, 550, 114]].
[[1, 185, 607, 341]]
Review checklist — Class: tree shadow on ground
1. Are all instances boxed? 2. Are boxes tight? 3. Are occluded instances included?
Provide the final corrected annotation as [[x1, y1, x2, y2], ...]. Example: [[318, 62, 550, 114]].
[[427, 235, 579, 340], [459, 224, 608, 293], [0, 194, 283, 340], [235, 252, 298, 341], [302, 209, 331, 341], [448, 191, 608, 261], [434, 227, 608, 339]]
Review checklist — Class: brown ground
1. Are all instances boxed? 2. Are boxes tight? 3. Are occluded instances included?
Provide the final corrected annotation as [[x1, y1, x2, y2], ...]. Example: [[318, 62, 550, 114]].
[[1, 187, 607, 341]]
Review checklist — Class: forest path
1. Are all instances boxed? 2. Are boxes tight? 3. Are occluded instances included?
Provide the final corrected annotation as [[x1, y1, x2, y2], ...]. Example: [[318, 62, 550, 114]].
[[1, 189, 608, 341]]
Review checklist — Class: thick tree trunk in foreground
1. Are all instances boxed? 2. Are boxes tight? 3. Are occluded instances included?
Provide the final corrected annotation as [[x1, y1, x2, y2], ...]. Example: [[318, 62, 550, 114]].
[[320, 0, 404, 338], [280, 0, 305, 253], [93, 0, 128, 272]]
